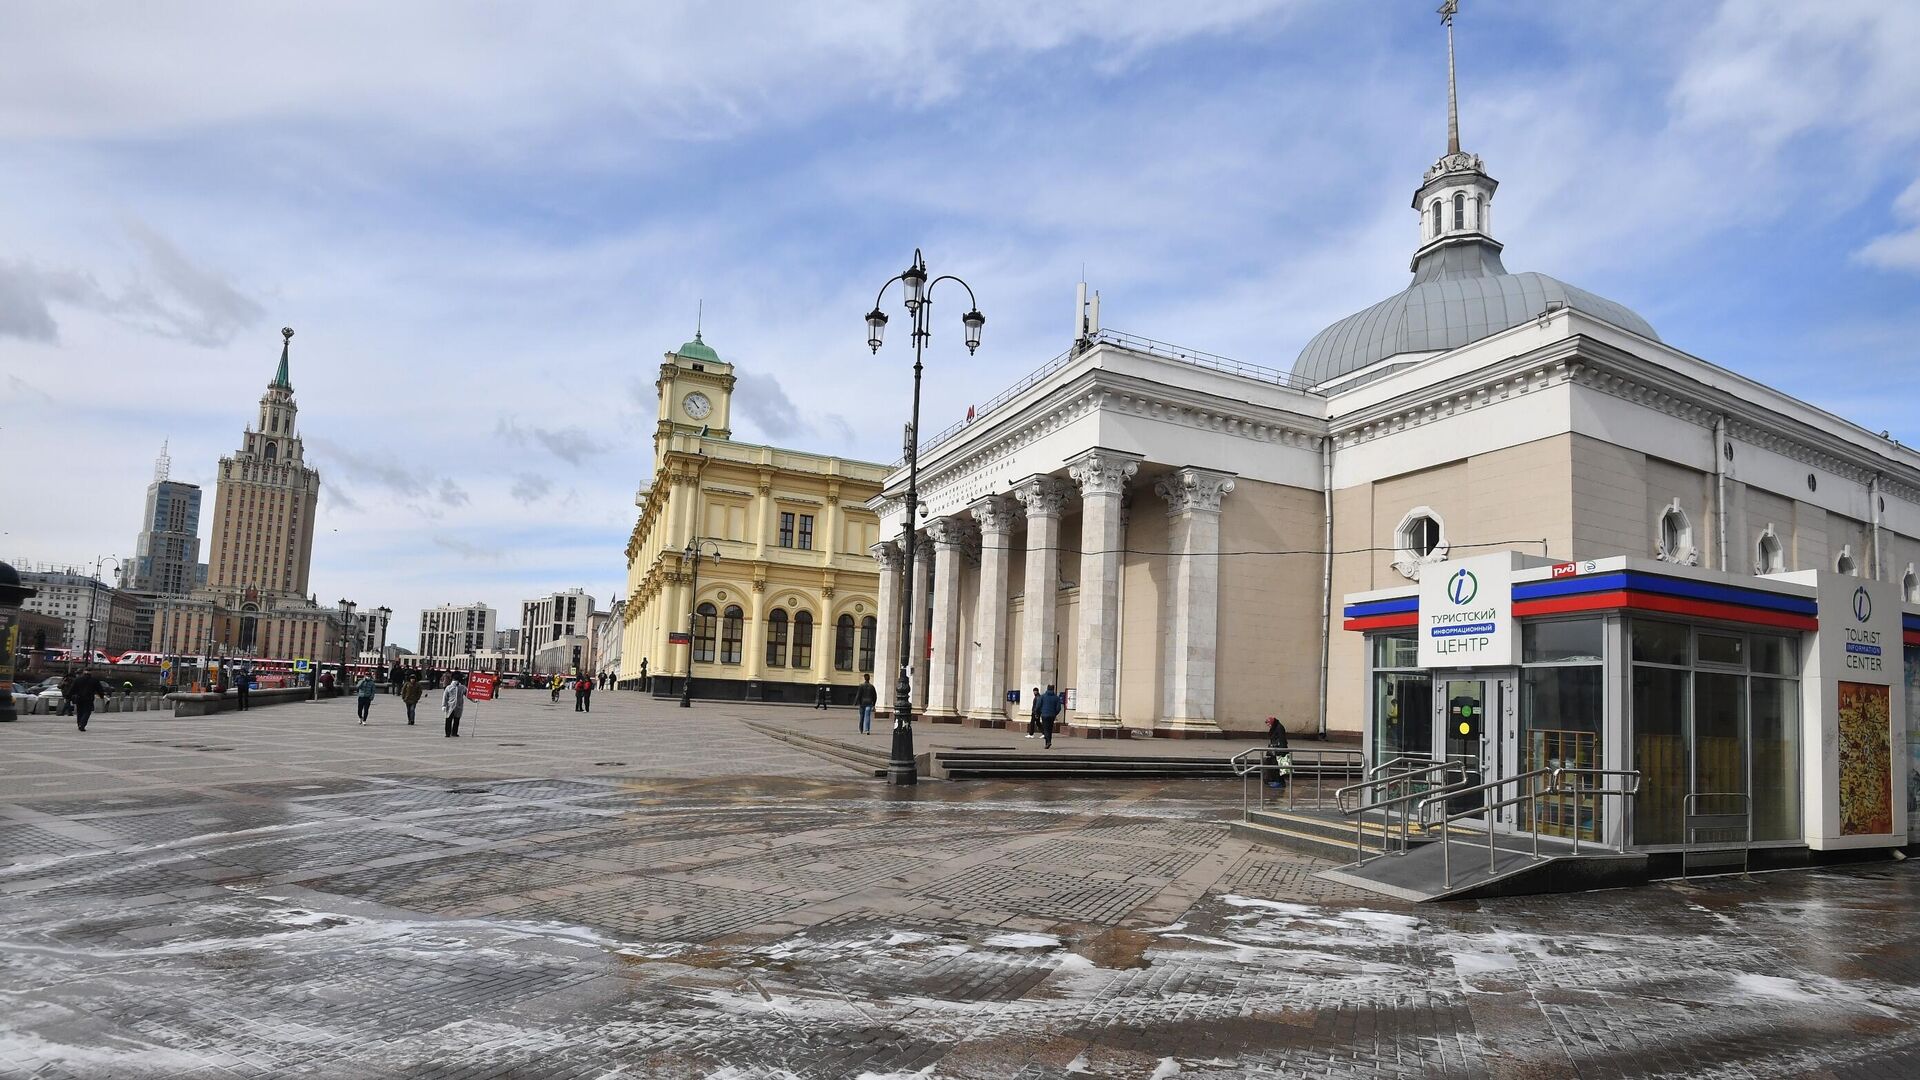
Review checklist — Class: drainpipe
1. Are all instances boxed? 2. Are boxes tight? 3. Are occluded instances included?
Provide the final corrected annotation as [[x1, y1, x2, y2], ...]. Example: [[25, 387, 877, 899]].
[[1317, 433, 1334, 739], [1870, 474, 1884, 580], [1712, 414, 1729, 571]]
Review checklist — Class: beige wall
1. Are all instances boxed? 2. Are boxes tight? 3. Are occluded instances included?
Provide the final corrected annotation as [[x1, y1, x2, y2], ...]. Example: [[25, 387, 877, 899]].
[[1215, 477, 1325, 733], [1118, 479, 1170, 724]]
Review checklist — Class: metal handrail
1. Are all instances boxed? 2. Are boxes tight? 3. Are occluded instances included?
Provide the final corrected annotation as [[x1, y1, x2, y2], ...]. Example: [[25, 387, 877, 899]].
[[1682, 791, 1751, 880], [1418, 767, 1642, 890], [1235, 746, 1364, 815], [1336, 760, 1470, 862]]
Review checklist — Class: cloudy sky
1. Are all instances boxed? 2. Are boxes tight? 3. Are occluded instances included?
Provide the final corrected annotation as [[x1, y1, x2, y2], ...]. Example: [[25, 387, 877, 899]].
[[2, 1, 1916, 649]]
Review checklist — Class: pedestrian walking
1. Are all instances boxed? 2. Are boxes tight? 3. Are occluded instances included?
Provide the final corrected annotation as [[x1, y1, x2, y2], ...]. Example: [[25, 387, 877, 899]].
[[854, 673, 877, 734], [67, 668, 107, 732], [1263, 716, 1292, 792], [401, 674, 422, 725], [355, 674, 377, 724], [58, 672, 76, 715], [550, 674, 562, 704], [639, 657, 649, 692], [575, 675, 592, 713], [236, 662, 253, 711], [1039, 684, 1062, 749], [1026, 687, 1041, 738], [442, 675, 468, 737], [813, 684, 830, 710]]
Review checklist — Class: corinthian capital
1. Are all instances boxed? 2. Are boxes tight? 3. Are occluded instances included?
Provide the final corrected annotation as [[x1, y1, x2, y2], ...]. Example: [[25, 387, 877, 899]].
[[1154, 467, 1236, 516], [968, 494, 1020, 537], [1014, 475, 1073, 520], [926, 515, 979, 550], [1067, 449, 1142, 498], [868, 540, 903, 572]]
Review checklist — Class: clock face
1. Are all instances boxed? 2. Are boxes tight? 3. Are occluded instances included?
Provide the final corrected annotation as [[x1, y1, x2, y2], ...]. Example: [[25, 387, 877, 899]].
[[683, 392, 712, 420]]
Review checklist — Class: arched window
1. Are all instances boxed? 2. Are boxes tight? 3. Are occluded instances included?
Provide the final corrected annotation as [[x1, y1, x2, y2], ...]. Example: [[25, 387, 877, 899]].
[[765, 609, 788, 668], [1453, 192, 1466, 230], [720, 605, 743, 665], [1474, 194, 1484, 231], [834, 614, 856, 671], [1429, 200, 1442, 236], [792, 611, 814, 670], [692, 602, 717, 663], [1755, 528, 1784, 575], [1905, 566, 1919, 603], [264, 443, 277, 462], [1836, 547, 1857, 577], [859, 616, 877, 673]]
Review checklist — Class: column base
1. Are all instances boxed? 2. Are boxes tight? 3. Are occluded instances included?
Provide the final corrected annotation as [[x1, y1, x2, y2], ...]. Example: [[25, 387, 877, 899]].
[[925, 712, 964, 725], [963, 712, 1007, 729], [1069, 717, 1131, 739], [1152, 717, 1225, 739]]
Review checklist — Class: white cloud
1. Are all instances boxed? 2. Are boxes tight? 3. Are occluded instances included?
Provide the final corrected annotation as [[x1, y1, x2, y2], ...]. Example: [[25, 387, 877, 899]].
[[1857, 177, 1920, 273]]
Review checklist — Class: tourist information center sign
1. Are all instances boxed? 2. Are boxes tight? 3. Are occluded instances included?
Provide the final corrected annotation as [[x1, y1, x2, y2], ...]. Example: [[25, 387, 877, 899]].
[[1417, 552, 1520, 669]]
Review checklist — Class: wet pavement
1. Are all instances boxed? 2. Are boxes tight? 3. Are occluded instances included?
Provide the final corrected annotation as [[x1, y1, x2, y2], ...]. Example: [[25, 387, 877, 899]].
[[4, 692, 1920, 1077]]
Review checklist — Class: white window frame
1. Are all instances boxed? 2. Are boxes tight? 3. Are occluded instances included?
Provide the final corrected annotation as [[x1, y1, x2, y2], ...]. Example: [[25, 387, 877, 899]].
[[1655, 499, 1698, 566], [1835, 545, 1857, 577], [1754, 525, 1785, 575], [1392, 506, 1449, 581]]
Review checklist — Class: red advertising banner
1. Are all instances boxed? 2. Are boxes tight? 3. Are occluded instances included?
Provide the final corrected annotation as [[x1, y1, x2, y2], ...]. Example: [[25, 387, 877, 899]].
[[467, 671, 499, 701]]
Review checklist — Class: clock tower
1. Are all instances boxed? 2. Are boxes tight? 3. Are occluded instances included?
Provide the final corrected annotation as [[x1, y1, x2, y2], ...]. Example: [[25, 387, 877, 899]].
[[654, 330, 735, 462]]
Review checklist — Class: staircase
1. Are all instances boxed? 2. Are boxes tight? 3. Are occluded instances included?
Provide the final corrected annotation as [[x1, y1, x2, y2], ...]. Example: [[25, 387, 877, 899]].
[[930, 751, 1239, 781]]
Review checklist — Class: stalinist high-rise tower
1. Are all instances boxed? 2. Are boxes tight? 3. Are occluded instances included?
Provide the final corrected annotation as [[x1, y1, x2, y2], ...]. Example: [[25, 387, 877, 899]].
[[148, 328, 370, 665], [205, 327, 321, 600]]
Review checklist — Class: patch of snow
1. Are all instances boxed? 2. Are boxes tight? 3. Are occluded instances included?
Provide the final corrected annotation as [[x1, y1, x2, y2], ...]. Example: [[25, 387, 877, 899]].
[[1065, 1052, 1092, 1074], [1219, 895, 1317, 917], [1149, 1057, 1182, 1078], [983, 932, 1061, 949]]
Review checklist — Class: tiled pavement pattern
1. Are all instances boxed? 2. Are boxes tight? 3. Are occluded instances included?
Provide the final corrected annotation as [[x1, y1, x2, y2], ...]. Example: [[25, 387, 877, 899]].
[[3, 696, 1920, 1076]]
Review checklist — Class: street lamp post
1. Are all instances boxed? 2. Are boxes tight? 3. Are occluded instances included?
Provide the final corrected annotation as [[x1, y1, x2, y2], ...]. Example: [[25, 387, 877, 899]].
[[82, 556, 121, 664], [337, 598, 355, 691], [678, 537, 723, 708], [865, 249, 986, 786]]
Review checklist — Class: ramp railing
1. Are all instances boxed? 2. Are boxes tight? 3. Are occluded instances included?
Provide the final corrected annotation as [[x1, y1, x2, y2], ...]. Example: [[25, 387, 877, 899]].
[[1334, 759, 1470, 863], [1233, 746, 1365, 815], [1418, 767, 1642, 891]]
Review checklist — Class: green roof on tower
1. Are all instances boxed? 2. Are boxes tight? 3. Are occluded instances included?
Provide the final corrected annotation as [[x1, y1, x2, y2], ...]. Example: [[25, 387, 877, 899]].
[[675, 330, 719, 364], [271, 326, 294, 390]]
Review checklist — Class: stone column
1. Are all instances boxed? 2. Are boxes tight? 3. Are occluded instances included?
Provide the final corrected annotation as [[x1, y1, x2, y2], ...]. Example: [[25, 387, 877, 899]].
[[1016, 476, 1073, 699], [967, 495, 1020, 726], [1068, 449, 1141, 732], [1154, 467, 1235, 735], [743, 580, 767, 696], [910, 535, 934, 712], [924, 516, 976, 722], [869, 540, 902, 715]]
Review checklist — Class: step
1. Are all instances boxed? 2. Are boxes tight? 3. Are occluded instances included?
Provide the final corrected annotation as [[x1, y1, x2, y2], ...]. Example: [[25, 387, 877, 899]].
[[741, 721, 888, 777], [1228, 819, 1362, 863]]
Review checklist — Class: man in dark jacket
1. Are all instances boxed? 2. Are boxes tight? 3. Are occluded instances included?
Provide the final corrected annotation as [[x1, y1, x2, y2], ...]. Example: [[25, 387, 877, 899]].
[[1027, 687, 1041, 738], [67, 668, 108, 732], [854, 673, 878, 734], [1039, 684, 1062, 749]]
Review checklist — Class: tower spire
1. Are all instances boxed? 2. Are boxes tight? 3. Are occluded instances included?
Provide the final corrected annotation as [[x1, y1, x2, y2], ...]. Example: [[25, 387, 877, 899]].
[[695, 299, 704, 342], [1440, 0, 1460, 155], [272, 327, 294, 391]]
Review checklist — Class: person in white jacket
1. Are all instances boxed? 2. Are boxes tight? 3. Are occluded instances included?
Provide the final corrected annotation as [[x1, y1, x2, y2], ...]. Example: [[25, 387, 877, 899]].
[[442, 675, 468, 738]]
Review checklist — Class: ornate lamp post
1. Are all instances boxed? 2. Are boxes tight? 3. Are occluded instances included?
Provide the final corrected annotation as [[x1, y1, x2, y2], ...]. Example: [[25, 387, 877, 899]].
[[82, 556, 121, 663], [864, 249, 986, 786], [679, 537, 723, 708], [336, 598, 356, 689]]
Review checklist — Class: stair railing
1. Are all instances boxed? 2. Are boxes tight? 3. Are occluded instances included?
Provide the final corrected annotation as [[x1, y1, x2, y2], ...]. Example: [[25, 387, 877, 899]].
[[1233, 747, 1366, 815], [1334, 759, 1469, 863], [1548, 768, 1642, 856]]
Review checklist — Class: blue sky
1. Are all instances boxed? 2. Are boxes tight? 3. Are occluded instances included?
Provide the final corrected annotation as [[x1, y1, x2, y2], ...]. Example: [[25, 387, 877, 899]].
[[2, 1, 1917, 649]]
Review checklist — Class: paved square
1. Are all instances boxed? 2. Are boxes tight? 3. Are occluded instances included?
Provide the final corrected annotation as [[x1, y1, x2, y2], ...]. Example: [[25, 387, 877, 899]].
[[4, 691, 1920, 1077]]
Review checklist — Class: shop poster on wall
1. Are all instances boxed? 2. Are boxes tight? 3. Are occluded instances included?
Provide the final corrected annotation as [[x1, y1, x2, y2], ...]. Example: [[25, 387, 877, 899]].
[[1838, 680, 1893, 836]]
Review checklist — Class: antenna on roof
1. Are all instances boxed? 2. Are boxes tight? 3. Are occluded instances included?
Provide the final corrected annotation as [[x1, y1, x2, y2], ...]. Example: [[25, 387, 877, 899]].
[[1074, 279, 1101, 352], [155, 441, 171, 482]]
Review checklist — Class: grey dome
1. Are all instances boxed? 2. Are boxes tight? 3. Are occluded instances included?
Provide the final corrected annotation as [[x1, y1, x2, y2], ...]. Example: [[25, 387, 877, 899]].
[[1292, 241, 1657, 388]]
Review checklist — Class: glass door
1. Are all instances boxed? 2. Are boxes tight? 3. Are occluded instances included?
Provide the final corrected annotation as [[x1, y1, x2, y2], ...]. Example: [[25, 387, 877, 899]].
[[1438, 675, 1515, 827]]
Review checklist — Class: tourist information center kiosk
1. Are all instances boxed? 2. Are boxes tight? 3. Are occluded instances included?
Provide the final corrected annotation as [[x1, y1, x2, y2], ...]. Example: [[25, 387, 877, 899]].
[[1343, 553, 1918, 860]]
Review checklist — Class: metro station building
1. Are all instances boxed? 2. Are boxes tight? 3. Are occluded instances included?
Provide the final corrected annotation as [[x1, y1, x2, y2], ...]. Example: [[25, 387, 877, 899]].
[[870, 48, 1920, 856]]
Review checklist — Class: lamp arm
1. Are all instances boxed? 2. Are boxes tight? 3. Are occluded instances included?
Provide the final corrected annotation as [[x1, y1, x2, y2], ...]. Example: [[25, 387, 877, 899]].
[[869, 273, 907, 316], [926, 274, 978, 310]]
